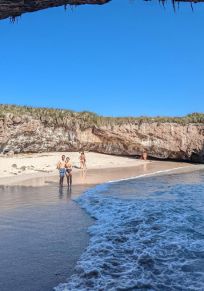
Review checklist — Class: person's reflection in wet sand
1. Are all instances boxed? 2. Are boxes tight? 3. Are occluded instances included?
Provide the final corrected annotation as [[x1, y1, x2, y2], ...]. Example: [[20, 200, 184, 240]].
[[80, 169, 87, 184], [59, 186, 64, 199], [66, 187, 72, 200], [59, 186, 72, 200]]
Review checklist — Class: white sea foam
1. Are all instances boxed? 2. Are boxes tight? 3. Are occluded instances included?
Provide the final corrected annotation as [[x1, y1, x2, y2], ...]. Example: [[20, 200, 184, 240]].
[[107, 165, 197, 184], [55, 172, 204, 291]]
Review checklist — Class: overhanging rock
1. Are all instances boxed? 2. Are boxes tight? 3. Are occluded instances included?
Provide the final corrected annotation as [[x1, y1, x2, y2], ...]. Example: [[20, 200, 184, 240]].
[[0, 0, 110, 21]]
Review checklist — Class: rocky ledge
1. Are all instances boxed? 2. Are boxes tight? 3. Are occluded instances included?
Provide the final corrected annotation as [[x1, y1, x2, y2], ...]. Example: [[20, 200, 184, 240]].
[[1, 0, 204, 21], [0, 106, 203, 163], [0, 0, 110, 21]]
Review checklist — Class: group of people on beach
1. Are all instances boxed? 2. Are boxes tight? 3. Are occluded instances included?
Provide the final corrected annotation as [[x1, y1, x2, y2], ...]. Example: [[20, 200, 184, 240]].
[[57, 152, 86, 187]]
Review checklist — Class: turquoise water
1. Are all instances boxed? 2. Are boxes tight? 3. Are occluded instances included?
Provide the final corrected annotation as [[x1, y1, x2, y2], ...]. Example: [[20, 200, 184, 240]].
[[56, 170, 204, 291]]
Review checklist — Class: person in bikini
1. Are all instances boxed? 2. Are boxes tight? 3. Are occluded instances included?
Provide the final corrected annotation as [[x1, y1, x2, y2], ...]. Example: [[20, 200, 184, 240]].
[[79, 152, 87, 170], [65, 157, 72, 187], [57, 155, 66, 187]]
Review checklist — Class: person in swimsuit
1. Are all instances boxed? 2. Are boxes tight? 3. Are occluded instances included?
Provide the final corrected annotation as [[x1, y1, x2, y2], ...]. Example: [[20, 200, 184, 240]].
[[65, 157, 72, 187], [79, 152, 87, 170], [56, 155, 66, 187]]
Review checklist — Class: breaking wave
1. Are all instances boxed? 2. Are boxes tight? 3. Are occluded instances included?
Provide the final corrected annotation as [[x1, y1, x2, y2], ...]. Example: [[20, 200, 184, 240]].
[[55, 171, 204, 291]]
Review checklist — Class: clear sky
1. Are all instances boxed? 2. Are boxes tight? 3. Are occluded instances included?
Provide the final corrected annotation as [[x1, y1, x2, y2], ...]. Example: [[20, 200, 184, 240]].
[[0, 0, 204, 117]]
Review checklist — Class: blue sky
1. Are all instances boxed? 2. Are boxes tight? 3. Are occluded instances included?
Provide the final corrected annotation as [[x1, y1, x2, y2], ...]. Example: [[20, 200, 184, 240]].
[[0, 0, 204, 117]]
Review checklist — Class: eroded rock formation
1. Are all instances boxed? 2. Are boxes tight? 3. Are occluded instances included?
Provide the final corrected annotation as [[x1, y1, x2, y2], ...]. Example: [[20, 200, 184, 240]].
[[0, 112, 203, 163], [0, 0, 203, 21], [0, 0, 110, 20]]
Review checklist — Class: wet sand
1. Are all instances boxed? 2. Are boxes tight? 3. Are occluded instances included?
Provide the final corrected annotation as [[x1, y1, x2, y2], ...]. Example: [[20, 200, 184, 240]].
[[0, 184, 94, 291], [0, 160, 197, 187], [0, 161, 199, 291]]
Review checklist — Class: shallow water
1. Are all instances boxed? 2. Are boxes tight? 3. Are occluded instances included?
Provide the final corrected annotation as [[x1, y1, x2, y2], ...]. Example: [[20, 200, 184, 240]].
[[56, 170, 204, 291], [0, 185, 93, 291]]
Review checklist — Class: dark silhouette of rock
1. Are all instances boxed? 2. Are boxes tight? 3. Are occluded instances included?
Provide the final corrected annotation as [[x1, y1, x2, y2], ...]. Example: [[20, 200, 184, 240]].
[[0, 0, 203, 21], [0, 0, 110, 21]]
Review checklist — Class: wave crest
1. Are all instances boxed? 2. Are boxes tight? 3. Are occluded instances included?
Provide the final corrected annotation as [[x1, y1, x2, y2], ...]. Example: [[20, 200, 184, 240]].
[[55, 181, 204, 291]]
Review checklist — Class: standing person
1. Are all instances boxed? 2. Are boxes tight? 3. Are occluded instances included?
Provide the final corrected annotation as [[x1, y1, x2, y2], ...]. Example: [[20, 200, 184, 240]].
[[57, 155, 66, 187], [79, 152, 87, 170], [65, 157, 72, 187]]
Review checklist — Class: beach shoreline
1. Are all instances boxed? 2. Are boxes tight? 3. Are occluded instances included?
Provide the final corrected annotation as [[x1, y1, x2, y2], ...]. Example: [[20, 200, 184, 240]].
[[0, 152, 146, 186], [0, 154, 203, 291], [0, 151, 202, 187], [57, 168, 204, 291]]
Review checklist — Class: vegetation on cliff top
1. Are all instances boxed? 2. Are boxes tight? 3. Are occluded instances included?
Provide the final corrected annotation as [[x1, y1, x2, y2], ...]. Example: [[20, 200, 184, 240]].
[[0, 104, 203, 126]]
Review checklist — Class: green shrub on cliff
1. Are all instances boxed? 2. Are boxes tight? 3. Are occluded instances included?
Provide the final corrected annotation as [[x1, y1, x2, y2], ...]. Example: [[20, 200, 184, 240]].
[[0, 104, 203, 126]]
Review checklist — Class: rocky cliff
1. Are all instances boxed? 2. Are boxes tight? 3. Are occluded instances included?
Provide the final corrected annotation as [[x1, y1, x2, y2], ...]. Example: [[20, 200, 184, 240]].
[[0, 106, 203, 163]]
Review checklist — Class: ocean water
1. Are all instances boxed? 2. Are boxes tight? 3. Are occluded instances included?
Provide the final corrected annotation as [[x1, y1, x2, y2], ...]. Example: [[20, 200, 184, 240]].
[[55, 170, 204, 291]]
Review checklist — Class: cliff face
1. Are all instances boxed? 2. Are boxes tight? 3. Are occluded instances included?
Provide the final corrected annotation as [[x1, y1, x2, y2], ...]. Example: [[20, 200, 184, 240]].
[[0, 113, 203, 163], [0, 0, 110, 20]]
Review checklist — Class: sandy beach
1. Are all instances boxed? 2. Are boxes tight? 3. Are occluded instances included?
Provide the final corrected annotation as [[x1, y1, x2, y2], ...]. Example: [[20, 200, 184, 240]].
[[0, 151, 198, 187], [0, 154, 203, 291], [0, 152, 144, 178], [1, 1, 204, 289]]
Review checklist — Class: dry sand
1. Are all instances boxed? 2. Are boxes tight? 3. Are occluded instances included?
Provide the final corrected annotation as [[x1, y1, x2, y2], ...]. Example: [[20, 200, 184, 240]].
[[0, 151, 199, 186], [0, 152, 145, 185], [0, 152, 146, 176]]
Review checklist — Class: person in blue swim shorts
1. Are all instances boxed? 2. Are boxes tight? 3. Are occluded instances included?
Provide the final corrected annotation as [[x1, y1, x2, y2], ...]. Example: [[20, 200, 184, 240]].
[[57, 155, 66, 186]]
